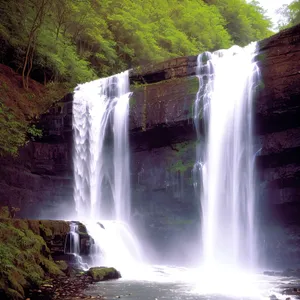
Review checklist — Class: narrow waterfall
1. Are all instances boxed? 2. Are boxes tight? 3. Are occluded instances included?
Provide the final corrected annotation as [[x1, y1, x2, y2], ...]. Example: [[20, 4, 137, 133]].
[[73, 71, 131, 221], [194, 44, 260, 269], [73, 71, 142, 271]]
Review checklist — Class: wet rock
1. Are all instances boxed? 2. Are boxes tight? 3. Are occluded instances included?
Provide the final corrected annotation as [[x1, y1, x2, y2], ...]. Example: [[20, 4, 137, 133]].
[[281, 268, 300, 277], [88, 267, 121, 282]]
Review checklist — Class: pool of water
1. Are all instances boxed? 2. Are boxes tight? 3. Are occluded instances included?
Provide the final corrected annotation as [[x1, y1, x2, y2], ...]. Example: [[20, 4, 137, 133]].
[[85, 265, 298, 300]]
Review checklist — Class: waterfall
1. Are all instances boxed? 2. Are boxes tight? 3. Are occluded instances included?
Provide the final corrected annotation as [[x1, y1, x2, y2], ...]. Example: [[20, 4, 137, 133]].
[[73, 71, 141, 271], [73, 71, 131, 220], [194, 43, 260, 269], [64, 222, 89, 270]]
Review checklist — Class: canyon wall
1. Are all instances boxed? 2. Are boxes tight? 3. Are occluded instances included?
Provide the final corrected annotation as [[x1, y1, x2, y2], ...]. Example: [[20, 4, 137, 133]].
[[0, 94, 74, 219], [1, 24, 300, 266]]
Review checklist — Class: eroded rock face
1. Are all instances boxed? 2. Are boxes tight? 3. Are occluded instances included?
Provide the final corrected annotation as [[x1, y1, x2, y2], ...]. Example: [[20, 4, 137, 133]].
[[253, 25, 300, 268], [0, 94, 74, 219]]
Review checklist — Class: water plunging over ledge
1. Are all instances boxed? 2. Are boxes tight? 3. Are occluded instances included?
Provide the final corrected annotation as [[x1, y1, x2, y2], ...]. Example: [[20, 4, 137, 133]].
[[73, 71, 131, 221], [72, 71, 142, 272], [69, 47, 297, 300], [194, 43, 260, 269]]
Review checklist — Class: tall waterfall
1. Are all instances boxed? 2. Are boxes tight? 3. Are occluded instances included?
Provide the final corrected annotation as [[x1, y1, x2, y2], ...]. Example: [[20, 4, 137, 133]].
[[73, 71, 142, 272], [194, 44, 260, 269], [73, 71, 131, 221]]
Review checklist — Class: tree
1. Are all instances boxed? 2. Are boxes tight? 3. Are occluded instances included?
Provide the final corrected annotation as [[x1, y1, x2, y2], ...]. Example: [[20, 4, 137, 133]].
[[277, 0, 300, 30], [0, 0, 273, 85]]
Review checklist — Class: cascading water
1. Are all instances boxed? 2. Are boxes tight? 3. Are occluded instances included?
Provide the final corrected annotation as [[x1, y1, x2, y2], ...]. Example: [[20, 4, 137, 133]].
[[64, 222, 89, 270], [194, 43, 260, 269], [73, 71, 131, 221], [72, 71, 142, 272]]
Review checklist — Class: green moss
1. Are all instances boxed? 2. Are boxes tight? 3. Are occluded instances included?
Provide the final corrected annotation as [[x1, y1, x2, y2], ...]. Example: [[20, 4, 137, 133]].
[[167, 141, 197, 174], [40, 259, 64, 276], [0, 207, 10, 218], [255, 53, 266, 62], [129, 95, 137, 108], [77, 222, 88, 234], [55, 260, 68, 272], [88, 267, 121, 282], [39, 220, 69, 236], [131, 77, 186, 91], [169, 160, 194, 173], [172, 141, 196, 157], [39, 223, 52, 237], [0, 220, 64, 299], [187, 76, 199, 95], [27, 220, 40, 235]]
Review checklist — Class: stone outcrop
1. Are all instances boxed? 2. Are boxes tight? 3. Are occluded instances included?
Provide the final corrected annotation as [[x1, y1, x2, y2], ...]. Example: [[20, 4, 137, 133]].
[[0, 94, 74, 218], [0, 218, 92, 259]]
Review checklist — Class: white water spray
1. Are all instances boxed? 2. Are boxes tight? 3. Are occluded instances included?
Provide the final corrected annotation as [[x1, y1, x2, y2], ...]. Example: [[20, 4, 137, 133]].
[[194, 43, 260, 269], [73, 71, 142, 271]]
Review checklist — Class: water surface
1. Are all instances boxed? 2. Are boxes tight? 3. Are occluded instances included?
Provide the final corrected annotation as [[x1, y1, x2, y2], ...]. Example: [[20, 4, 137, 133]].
[[85, 265, 296, 300]]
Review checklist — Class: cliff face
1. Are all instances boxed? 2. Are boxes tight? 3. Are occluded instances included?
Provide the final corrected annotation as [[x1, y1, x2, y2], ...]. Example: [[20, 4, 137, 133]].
[[0, 94, 74, 219], [255, 25, 300, 267], [1, 25, 300, 266], [129, 24, 300, 266]]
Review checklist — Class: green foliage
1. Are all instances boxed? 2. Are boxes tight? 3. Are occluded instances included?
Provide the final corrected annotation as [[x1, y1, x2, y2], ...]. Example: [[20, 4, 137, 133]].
[[0, 0, 272, 83], [168, 141, 197, 173], [277, 1, 300, 30], [0, 102, 26, 156], [205, 0, 273, 45], [0, 102, 45, 156], [0, 220, 63, 299], [27, 124, 43, 140], [0, 0, 273, 157]]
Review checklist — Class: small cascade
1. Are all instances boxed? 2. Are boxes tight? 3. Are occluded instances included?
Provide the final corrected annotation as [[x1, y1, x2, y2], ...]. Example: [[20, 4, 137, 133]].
[[64, 222, 89, 270], [194, 43, 260, 269], [73, 71, 142, 272], [69, 222, 80, 255]]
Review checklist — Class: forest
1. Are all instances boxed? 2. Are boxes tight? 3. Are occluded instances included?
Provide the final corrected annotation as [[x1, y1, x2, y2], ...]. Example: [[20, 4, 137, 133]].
[[0, 0, 273, 87], [0, 0, 299, 156]]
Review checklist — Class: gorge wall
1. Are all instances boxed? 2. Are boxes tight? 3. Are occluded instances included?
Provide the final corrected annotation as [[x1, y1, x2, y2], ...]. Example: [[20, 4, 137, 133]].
[[1, 24, 300, 267]]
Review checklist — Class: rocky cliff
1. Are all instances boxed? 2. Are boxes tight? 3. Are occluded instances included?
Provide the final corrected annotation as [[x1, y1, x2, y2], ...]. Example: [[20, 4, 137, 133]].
[[0, 94, 74, 219], [1, 24, 300, 266]]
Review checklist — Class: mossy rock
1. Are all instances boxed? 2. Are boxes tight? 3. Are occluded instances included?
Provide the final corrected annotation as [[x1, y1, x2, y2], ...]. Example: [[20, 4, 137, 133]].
[[77, 222, 88, 234], [87, 267, 121, 282], [0, 207, 10, 218], [39, 220, 69, 236], [0, 220, 64, 299], [55, 260, 68, 272]]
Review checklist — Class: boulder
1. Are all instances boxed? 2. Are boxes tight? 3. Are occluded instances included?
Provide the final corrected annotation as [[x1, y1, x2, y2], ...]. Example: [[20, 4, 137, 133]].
[[87, 267, 121, 282]]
